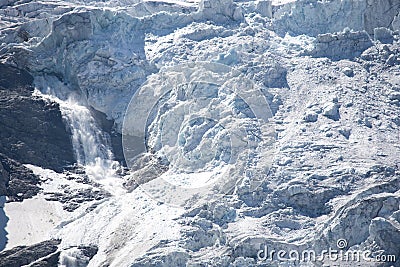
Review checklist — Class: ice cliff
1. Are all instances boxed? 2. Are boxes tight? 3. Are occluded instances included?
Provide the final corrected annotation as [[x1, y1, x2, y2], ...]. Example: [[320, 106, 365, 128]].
[[0, 0, 399, 266]]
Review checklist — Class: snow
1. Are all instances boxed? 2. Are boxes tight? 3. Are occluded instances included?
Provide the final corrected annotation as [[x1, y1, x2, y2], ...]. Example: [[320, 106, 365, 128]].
[[4, 197, 66, 249], [3, 163, 184, 266], [1, 0, 400, 266], [57, 188, 184, 267]]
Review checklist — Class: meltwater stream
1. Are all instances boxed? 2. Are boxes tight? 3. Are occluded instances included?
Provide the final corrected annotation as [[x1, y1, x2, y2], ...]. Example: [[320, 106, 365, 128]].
[[33, 85, 121, 184], [60, 99, 119, 180]]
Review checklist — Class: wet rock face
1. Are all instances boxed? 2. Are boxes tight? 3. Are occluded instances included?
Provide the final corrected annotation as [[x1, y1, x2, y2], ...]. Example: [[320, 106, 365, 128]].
[[0, 239, 60, 267], [0, 64, 75, 172], [91, 107, 125, 166]]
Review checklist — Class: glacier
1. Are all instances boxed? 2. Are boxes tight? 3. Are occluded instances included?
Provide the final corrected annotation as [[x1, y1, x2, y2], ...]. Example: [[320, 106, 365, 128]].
[[0, 0, 399, 266]]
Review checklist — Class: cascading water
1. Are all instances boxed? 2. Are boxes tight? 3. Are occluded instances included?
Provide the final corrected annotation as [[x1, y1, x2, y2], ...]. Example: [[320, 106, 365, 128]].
[[33, 78, 125, 266], [33, 79, 120, 183], [62, 102, 113, 166], [60, 98, 120, 181]]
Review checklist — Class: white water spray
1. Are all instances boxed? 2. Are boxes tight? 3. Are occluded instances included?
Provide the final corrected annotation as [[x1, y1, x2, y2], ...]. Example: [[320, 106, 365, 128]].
[[33, 79, 120, 182], [60, 98, 120, 180]]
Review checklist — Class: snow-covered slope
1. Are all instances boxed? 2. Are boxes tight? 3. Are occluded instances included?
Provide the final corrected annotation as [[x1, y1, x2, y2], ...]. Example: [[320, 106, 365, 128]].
[[1, 0, 400, 266]]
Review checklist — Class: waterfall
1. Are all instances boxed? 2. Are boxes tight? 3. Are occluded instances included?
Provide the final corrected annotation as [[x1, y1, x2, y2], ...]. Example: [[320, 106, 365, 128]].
[[33, 81, 120, 181], [60, 98, 119, 180], [61, 100, 113, 166]]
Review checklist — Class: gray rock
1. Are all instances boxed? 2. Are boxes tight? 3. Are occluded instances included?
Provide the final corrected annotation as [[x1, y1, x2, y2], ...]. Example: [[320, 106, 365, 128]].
[[0, 153, 41, 201], [0, 64, 75, 172], [29, 252, 60, 267], [45, 186, 111, 212], [0, 239, 60, 267]]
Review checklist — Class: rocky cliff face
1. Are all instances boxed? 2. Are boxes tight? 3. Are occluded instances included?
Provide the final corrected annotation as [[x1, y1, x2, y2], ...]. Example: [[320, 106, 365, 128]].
[[0, 239, 61, 267], [0, 63, 77, 262], [0, 64, 75, 172], [0, 154, 40, 201]]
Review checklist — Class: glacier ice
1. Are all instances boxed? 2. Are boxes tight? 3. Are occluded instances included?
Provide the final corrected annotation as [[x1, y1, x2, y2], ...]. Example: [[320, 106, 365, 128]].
[[0, 0, 400, 266]]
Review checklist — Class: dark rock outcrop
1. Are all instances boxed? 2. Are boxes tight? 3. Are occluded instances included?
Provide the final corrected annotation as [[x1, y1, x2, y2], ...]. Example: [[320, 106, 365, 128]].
[[0, 64, 75, 172], [0, 153, 40, 201], [91, 107, 125, 166], [0, 239, 60, 267], [29, 252, 61, 267], [45, 186, 111, 212]]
